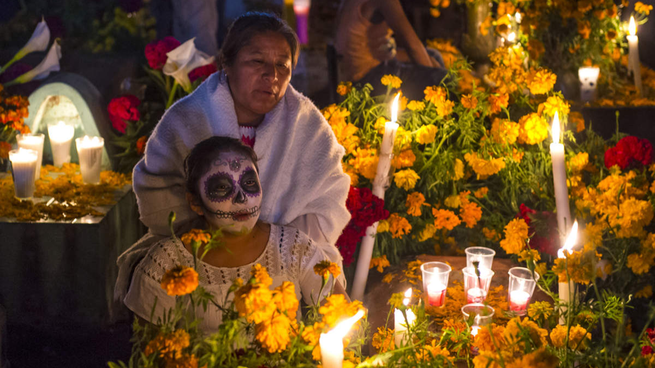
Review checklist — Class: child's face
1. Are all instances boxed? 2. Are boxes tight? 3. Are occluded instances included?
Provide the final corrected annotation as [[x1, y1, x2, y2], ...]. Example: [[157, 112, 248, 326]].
[[196, 149, 262, 233]]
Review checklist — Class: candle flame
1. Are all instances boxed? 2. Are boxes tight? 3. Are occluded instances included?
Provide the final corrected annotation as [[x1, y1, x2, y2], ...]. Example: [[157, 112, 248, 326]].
[[403, 288, 412, 306], [329, 309, 365, 339], [391, 93, 400, 123], [558, 220, 578, 258], [551, 112, 560, 144], [629, 16, 637, 36]]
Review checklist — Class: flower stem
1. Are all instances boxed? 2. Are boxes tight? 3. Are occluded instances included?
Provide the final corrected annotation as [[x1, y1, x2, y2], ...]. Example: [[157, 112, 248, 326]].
[[166, 82, 179, 109]]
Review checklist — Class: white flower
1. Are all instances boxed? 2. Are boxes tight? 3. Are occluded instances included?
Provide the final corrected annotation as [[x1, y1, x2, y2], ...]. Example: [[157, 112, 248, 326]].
[[163, 38, 215, 92], [1, 19, 50, 73], [8, 40, 61, 85]]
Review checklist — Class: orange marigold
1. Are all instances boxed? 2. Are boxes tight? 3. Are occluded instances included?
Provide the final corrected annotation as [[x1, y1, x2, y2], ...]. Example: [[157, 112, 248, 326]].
[[180, 229, 211, 247], [433, 208, 461, 230], [160, 265, 199, 296]]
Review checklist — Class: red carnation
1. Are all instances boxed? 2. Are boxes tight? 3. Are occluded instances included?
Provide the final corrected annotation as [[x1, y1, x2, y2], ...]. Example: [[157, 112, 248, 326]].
[[643, 346, 654, 356], [145, 37, 181, 70], [108, 95, 141, 134], [189, 63, 218, 83], [604, 136, 653, 170]]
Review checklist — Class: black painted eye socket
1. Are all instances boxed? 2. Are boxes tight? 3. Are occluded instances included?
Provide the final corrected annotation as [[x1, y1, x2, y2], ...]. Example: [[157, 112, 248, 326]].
[[205, 173, 234, 201], [240, 168, 260, 194]]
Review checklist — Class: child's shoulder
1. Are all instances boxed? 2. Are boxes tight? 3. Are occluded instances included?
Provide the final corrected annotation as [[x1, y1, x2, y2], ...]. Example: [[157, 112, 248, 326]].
[[271, 223, 315, 250], [137, 236, 188, 278]]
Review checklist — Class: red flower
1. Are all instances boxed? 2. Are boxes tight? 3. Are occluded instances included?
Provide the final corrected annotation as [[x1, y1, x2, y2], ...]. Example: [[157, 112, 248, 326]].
[[643, 345, 653, 356], [136, 135, 148, 155], [517, 203, 559, 257], [145, 37, 181, 70], [189, 63, 218, 83], [108, 95, 141, 134], [604, 136, 653, 170]]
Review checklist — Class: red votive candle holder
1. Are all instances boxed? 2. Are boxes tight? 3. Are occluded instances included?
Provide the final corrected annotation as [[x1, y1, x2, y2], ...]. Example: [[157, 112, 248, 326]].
[[507, 267, 540, 315], [421, 262, 451, 307], [462, 266, 494, 304]]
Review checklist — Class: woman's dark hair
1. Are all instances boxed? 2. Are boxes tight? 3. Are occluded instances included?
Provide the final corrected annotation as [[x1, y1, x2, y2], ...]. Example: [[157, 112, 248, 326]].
[[218, 12, 300, 70], [184, 136, 259, 198]]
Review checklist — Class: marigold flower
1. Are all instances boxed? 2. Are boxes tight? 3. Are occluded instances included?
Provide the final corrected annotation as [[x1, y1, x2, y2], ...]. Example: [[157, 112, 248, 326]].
[[251, 264, 273, 287], [348, 148, 378, 180], [636, 1, 653, 15], [464, 152, 506, 178], [419, 223, 437, 242], [490, 118, 519, 144], [160, 265, 199, 296], [460, 201, 482, 228], [407, 100, 425, 111], [319, 294, 364, 328], [636, 285, 653, 298], [538, 95, 570, 117], [372, 327, 395, 353], [415, 125, 438, 144], [499, 218, 528, 255], [234, 283, 275, 324], [627, 252, 654, 275], [381, 74, 402, 89], [527, 68, 557, 95], [518, 113, 549, 145], [272, 281, 299, 315], [314, 260, 342, 280], [474, 187, 488, 198], [505, 348, 558, 368], [452, 159, 464, 180], [474, 324, 506, 352], [578, 20, 591, 39], [416, 339, 453, 363], [433, 208, 461, 230], [144, 329, 190, 358], [388, 213, 412, 238], [369, 255, 390, 273], [392, 150, 416, 169], [550, 324, 591, 349], [336, 81, 352, 96], [424, 85, 447, 104], [552, 250, 599, 284], [569, 152, 589, 172], [528, 301, 553, 320], [256, 311, 294, 353], [461, 94, 478, 109], [180, 229, 211, 248], [488, 93, 509, 115], [504, 317, 549, 349], [377, 219, 390, 233], [406, 192, 426, 216], [394, 169, 420, 190], [482, 227, 499, 241]]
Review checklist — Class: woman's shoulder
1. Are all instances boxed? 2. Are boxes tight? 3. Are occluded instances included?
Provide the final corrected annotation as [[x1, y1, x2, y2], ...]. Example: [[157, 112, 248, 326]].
[[135, 237, 189, 282]]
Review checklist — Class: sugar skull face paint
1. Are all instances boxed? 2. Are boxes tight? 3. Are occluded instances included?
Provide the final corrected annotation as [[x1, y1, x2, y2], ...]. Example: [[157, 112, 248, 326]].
[[198, 150, 262, 233]]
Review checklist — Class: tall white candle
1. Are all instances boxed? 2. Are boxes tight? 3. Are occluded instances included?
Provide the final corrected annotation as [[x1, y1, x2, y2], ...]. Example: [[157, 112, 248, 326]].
[[394, 288, 417, 347], [628, 16, 643, 96], [549, 112, 571, 241], [75, 136, 104, 184], [558, 220, 578, 325], [8, 148, 38, 199], [16, 133, 44, 180], [320, 309, 365, 368], [48, 121, 75, 167], [578, 67, 600, 103], [350, 93, 401, 301]]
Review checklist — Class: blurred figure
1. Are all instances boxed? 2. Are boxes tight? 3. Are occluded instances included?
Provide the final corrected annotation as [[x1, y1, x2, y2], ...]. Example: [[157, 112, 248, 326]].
[[171, 0, 219, 55]]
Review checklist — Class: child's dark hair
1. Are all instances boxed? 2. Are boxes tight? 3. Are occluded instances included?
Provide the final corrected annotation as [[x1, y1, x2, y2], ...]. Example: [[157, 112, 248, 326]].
[[184, 136, 259, 198]]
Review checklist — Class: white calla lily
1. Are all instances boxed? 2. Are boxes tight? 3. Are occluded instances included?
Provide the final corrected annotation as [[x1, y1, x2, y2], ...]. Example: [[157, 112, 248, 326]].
[[1, 19, 50, 74], [163, 38, 215, 92], [6, 40, 61, 86]]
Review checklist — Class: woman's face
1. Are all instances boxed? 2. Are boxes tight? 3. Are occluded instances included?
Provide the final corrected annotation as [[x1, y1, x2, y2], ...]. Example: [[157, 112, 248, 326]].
[[225, 31, 293, 124], [194, 150, 262, 234]]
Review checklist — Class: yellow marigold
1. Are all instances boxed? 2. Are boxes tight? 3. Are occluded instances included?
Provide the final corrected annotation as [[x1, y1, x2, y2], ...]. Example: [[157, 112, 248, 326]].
[[160, 265, 199, 296], [505, 348, 558, 368], [482, 227, 500, 241], [322, 104, 350, 125], [369, 255, 390, 273], [394, 169, 420, 190], [272, 281, 299, 315], [256, 311, 294, 353], [480, 15, 493, 36], [518, 113, 549, 145], [373, 116, 387, 134], [518, 248, 541, 263], [407, 100, 425, 111], [392, 149, 416, 169], [433, 208, 461, 230], [474, 187, 488, 198], [419, 223, 437, 242], [301, 322, 324, 361], [568, 152, 589, 172], [180, 229, 211, 248], [381, 74, 402, 89], [372, 327, 395, 353], [462, 94, 478, 109], [627, 252, 654, 275], [538, 95, 570, 118], [348, 148, 378, 180], [636, 285, 653, 298], [331, 121, 360, 155], [504, 317, 549, 349], [528, 301, 553, 320], [497, 1, 515, 15], [550, 324, 591, 349], [578, 20, 591, 39], [416, 339, 453, 363], [444, 194, 461, 209], [319, 294, 364, 328], [344, 166, 359, 186], [251, 264, 273, 287], [377, 219, 390, 233], [394, 126, 413, 151], [488, 93, 509, 115], [415, 125, 438, 145], [460, 201, 482, 228], [552, 250, 599, 284], [234, 283, 275, 323], [464, 152, 506, 178], [474, 324, 506, 352], [424, 85, 447, 104], [436, 98, 455, 117], [636, 1, 653, 15], [314, 260, 342, 280], [388, 213, 412, 239], [144, 329, 191, 358], [490, 118, 520, 144], [452, 158, 465, 180], [527, 68, 557, 95], [336, 81, 352, 96], [406, 192, 426, 216], [473, 351, 512, 368], [382, 273, 395, 283], [499, 218, 529, 255]]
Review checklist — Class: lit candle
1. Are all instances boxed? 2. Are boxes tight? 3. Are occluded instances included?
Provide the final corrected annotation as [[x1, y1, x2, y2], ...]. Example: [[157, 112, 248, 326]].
[[462, 303, 495, 337], [558, 220, 578, 325], [627, 16, 643, 96], [507, 267, 539, 316], [549, 112, 571, 241], [293, 0, 311, 45], [320, 309, 365, 368], [467, 288, 486, 304], [8, 148, 38, 200], [350, 93, 400, 301], [509, 290, 531, 313], [16, 133, 44, 180], [427, 282, 447, 307], [578, 66, 600, 103], [75, 136, 104, 184], [48, 121, 75, 167], [394, 288, 417, 347]]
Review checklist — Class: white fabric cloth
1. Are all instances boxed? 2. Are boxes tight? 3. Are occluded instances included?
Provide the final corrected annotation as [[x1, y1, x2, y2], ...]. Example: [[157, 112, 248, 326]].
[[115, 72, 351, 303], [124, 224, 331, 333]]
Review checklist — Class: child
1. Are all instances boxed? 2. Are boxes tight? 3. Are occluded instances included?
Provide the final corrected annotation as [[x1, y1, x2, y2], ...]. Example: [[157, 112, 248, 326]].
[[124, 136, 336, 332]]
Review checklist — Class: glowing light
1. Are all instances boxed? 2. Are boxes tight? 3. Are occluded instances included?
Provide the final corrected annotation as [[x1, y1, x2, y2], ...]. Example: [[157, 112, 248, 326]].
[[629, 16, 637, 36], [391, 93, 400, 123], [558, 220, 579, 258], [551, 112, 560, 144]]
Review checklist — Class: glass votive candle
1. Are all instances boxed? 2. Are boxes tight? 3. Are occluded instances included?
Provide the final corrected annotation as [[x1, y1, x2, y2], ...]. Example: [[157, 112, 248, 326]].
[[421, 262, 452, 308], [75, 136, 104, 184], [48, 121, 75, 167], [465, 246, 496, 270], [462, 303, 495, 336], [507, 267, 540, 316], [579, 66, 600, 103], [462, 267, 495, 304], [8, 148, 39, 200], [16, 133, 44, 180]]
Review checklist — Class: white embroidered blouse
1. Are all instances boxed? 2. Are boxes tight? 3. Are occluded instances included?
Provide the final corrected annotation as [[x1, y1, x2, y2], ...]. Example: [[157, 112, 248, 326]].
[[124, 224, 330, 333]]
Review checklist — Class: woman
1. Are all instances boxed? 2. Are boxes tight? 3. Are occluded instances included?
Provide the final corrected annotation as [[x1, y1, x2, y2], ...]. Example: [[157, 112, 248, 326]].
[[334, 0, 448, 100], [115, 12, 350, 303]]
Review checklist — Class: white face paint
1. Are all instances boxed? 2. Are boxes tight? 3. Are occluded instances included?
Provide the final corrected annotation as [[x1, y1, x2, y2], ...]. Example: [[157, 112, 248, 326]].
[[197, 150, 262, 233]]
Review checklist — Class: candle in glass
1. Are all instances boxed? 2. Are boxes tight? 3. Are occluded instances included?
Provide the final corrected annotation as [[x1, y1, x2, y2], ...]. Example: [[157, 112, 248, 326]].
[[627, 16, 643, 96], [319, 309, 365, 368], [394, 288, 416, 347], [16, 133, 44, 180], [8, 148, 38, 200], [507, 267, 540, 315], [465, 246, 496, 270], [462, 267, 494, 304], [549, 112, 571, 240], [461, 304, 495, 337], [48, 121, 75, 167], [578, 66, 600, 104], [558, 220, 578, 324], [421, 261, 451, 307], [76, 136, 104, 184]]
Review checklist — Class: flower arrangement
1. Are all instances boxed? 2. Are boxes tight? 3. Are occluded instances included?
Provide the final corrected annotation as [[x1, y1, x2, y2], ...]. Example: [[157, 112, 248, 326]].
[[107, 36, 217, 172]]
